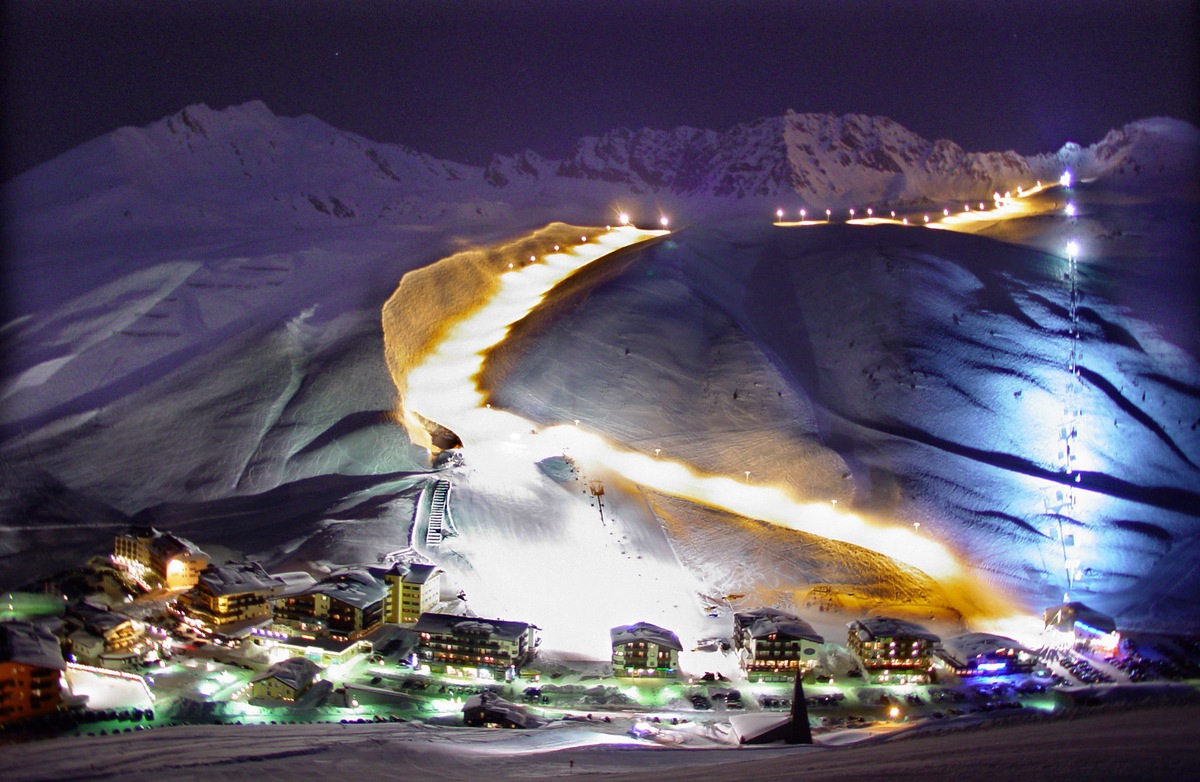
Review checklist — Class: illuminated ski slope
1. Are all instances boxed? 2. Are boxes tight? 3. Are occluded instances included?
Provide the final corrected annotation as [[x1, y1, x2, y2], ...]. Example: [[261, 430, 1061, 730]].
[[394, 222, 1035, 637]]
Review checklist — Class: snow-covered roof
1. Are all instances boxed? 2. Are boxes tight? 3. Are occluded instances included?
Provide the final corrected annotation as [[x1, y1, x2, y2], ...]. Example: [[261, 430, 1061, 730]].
[[69, 603, 138, 635], [849, 616, 939, 643], [940, 632, 1030, 663], [147, 531, 206, 560], [734, 608, 824, 644], [380, 561, 442, 585], [0, 620, 66, 671], [462, 691, 546, 729], [120, 526, 207, 559], [310, 569, 388, 610], [271, 571, 317, 598], [610, 621, 682, 651], [251, 656, 322, 691], [414, 613, 535, 642], [196, 561, 283, 596], [403, 563, 441, 585]]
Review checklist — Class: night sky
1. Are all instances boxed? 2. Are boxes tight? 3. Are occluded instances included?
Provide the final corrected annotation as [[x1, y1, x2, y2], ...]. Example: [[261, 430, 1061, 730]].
[[3, 0, 1198, 181]]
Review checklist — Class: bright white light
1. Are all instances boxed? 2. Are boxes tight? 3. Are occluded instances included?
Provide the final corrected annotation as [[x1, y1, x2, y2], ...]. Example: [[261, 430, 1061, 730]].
[[1066, 240, 1080, 259], [890, 210, 896, 219], [1060, 171, 1072, 188], [849, 208, 856, 218], [866, 208, 873, 216], [776, 208, 784, 220], [800, 209, 807, 219], [659, 215, 669, 227], [619, 212, 630, 226], [1065, 203, 1076, 217], [923, 215, 930, 223], [825, 209, 831, 220], [943, 208, 949, 216]]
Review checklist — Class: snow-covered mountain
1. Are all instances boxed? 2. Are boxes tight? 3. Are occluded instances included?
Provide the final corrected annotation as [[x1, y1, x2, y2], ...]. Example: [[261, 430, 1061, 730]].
[[7, 102, 1197, 249], [2, 102, 1198, 639]]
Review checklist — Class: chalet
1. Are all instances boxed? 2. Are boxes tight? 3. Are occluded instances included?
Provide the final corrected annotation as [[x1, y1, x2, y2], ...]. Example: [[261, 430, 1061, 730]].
[[250, 656, 322, 702], [734, 608, 825, 681], [610, 621, 681, 677], [64, 603, 146, 666], [847, 616, 940, 683], [274, 568, 387, 642], [176, 562, 285, 634], [414, 613, 538, 679]]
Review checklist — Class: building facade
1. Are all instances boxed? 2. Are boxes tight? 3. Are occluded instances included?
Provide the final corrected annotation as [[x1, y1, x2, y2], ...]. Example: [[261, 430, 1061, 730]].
[[112, 527, 208, 591], [610, 621, 681, 677], [414, 613, 538, 679], [0, 621, 65, 725], [846, 617, 940, 683], [382, 563, 443, 624], [250, 656, 322, 702], [734, 608, 826, 680], [176, 562, 283, 633], [274, 569, 387, 642], [1043, 602, 1120, 655]]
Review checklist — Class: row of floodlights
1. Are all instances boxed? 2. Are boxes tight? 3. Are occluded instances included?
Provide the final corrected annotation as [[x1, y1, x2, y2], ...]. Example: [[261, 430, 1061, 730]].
[[616, 212, 669, 228], [774, 171, 1075, 224]]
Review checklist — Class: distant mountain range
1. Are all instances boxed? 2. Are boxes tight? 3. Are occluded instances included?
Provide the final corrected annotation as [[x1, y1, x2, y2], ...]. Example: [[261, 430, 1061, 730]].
[[6, 101, 1198, 237]]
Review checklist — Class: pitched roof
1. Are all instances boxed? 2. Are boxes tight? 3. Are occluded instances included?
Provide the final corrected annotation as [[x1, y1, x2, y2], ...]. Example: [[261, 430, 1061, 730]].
[[735, 608, 824, 643], [0, 620, 66, 671], [197, 561, 283, 596], [251, 656, 322, 691], [849, 616, 940, 643], [940, 632, 1030, 663], [610, 621, 682, 651], [413, 613, 535, 642], [310, 569, 388, 610]]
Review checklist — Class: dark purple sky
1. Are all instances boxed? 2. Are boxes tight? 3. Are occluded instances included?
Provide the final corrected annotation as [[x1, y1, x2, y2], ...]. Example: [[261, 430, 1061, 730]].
[[3, 0, 1198, 180]]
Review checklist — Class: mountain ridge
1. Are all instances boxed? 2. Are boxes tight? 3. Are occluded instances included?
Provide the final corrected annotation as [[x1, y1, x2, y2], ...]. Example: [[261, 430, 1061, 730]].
[[6, 102, 1197, 238]]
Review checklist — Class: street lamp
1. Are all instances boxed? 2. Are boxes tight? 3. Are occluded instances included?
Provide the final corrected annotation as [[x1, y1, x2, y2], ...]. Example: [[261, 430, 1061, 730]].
[[660, 215, 670, 228], [825, 209, 832, 222], [776, 208, 784, 221], [800, 209, 807, 221], [619, 212, 630, 226]]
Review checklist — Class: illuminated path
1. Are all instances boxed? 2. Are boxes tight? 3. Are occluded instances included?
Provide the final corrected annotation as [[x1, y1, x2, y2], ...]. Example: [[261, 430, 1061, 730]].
[[396, 224, 1035, 638], [773, 177, 1062, 232]]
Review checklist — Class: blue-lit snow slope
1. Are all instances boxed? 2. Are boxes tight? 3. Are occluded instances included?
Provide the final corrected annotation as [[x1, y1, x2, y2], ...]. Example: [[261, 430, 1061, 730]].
[[485, 206, 1200, 630]]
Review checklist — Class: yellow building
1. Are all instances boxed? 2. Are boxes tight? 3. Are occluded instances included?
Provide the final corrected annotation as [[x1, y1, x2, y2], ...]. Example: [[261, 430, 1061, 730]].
[[383, 563, 443, 625], [112, 527, 208, 591], [0, 621, 65, 725]]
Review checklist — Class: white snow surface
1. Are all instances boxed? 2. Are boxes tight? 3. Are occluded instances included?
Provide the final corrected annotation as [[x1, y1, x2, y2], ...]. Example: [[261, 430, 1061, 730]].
[[1, 101, 1198, 643]]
